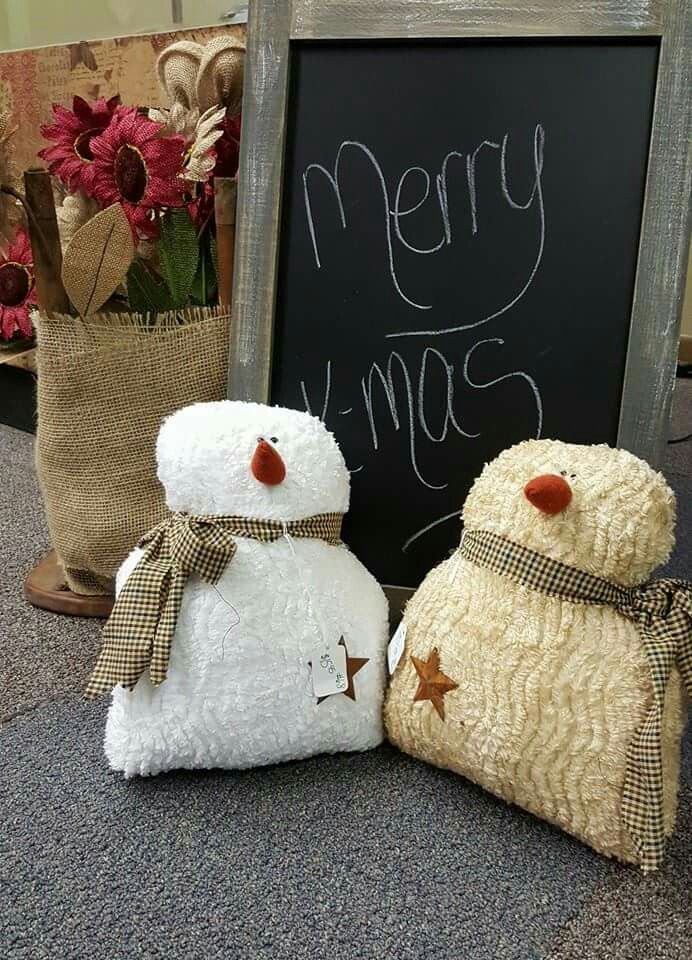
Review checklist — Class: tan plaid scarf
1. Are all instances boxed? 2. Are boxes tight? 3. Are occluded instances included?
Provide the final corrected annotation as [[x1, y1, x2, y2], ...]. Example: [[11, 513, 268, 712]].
[[459, 528, 692, 872], [84, 511, 343, 701]]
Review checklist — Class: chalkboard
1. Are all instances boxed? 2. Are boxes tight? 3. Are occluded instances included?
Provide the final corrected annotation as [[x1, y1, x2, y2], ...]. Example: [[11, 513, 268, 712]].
[[266, 38, 660, 588]]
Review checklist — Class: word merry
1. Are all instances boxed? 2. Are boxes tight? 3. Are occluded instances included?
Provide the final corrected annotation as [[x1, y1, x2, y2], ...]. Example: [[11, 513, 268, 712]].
[[302, 123, 546, 336]]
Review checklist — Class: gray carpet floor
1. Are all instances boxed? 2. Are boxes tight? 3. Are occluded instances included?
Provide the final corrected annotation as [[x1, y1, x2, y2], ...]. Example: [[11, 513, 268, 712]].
[[1, 383, 690, 960]]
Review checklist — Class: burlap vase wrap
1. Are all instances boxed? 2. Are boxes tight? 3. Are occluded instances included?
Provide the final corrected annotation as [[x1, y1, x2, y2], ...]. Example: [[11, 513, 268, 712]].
[[34, 307, 230, 595]]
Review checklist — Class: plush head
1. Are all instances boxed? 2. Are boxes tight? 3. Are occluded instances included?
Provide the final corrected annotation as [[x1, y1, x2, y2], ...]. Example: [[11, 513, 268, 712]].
[[462, 439, 675, 586], [156, 401, 350, 520]]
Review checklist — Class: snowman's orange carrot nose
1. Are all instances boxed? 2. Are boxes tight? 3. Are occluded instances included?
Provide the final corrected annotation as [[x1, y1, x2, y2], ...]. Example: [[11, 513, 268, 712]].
[[251, 438, 286, 485], [524, 474, 572, 515]]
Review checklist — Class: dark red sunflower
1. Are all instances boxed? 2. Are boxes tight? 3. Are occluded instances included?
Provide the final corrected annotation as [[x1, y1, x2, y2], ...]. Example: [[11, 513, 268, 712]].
[[38, 95, 120, 193], [0, 229, 37, 341], [89, 106, 186, 240]]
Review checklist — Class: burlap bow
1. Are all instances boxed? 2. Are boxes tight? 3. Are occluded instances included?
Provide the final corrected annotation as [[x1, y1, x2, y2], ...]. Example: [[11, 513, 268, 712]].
[[84, 511, 343, 701], [459, 528, 692, 872]]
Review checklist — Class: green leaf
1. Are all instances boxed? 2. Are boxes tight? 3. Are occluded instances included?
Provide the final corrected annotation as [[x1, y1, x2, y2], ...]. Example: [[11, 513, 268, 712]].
[[158, 208, 199, 308], [190, 237, 218, 305], [126, 260, 175, 315]]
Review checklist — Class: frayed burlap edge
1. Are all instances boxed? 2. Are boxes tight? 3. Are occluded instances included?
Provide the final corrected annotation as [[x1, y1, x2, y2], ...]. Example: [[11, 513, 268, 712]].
[[35, 306, 230, 595]]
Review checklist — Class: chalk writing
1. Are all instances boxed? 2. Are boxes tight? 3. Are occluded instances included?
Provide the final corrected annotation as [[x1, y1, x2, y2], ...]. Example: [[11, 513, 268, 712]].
[[302, 123, 546, 333], [299, 338, 542, 495], [298, 120, 546, 555]]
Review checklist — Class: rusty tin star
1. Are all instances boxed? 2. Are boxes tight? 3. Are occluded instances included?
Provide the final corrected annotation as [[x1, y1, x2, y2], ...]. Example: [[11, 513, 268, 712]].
[[411, 648, 458, 721]]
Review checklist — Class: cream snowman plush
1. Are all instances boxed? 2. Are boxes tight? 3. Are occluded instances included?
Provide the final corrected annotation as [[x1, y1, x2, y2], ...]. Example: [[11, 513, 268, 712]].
[[98, 400, 389, 777], [385, 439, 689, 869]]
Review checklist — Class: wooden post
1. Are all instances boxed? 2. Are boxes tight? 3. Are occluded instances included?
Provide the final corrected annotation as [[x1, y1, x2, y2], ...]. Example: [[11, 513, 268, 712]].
[[23, 168, 71, 315], [213, 177, 237, 306], [22, 170, 112, 616]]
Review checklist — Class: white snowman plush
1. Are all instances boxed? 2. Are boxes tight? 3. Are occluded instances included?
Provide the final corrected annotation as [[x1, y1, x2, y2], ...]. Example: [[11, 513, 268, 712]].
[[102, 400, 389, 777]]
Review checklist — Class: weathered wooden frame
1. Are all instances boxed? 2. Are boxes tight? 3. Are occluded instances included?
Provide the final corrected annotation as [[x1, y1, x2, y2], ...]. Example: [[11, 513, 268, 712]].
[[229, 0, 692, 471]]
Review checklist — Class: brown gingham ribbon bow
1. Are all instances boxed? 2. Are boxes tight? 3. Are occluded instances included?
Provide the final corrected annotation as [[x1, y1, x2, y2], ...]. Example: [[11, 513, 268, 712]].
[[84, 511, 343, 701], [459, 528, 692, 872]]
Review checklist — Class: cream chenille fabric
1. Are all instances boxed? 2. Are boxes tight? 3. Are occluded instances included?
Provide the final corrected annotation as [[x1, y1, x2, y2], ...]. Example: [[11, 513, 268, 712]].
[[385, 439, 687, 867]]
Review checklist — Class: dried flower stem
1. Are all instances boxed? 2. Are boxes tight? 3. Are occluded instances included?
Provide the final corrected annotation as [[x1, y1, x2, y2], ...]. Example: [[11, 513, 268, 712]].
[[23, 169, 71, 314], [0, 183, 52, 258]]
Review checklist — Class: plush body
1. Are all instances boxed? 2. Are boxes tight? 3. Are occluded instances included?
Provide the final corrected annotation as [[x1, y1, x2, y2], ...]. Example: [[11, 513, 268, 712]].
[[385, 440, 686, 864], [105, 401, 388, 778]]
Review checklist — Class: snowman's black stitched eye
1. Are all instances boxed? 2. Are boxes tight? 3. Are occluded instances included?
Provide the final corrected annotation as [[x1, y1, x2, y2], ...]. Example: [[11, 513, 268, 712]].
[[570, 474, 577, 480], [560, 470, 567, 476], [270, 436, 279, 444], [257, 436, 264, 442]]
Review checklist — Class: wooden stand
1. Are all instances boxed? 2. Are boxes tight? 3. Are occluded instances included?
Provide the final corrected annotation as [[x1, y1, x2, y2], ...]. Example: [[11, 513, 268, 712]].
[[24, 550, 114, 618], [20, 168, 115, 617], [0, 338, 36, 372], [0, 339, 36, 433]]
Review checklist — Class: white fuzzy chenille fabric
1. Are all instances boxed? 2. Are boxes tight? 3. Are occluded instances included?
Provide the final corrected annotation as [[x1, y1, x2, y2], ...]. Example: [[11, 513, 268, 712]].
[[105, 401, 389, 778], [385, 439, 686, 865]]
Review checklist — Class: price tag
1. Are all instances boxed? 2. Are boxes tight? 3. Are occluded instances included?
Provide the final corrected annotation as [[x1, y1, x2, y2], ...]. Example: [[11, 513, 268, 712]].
[[387, 621, 407, 675], [310, 642, 348, 698]]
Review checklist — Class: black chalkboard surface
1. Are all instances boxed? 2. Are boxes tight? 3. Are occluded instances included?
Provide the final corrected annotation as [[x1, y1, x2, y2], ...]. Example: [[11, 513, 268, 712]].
[[270, 39, 659, 588]]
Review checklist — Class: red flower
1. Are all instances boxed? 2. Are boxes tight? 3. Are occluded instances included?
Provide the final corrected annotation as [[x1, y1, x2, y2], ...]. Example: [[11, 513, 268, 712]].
[[0, 229, 37, 341], [39, 95, 120, 193], [89, 106, 186, 240], [186, 180, 214, 229], [213, 113, 241, 179], [185, 113, 241, 229]]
